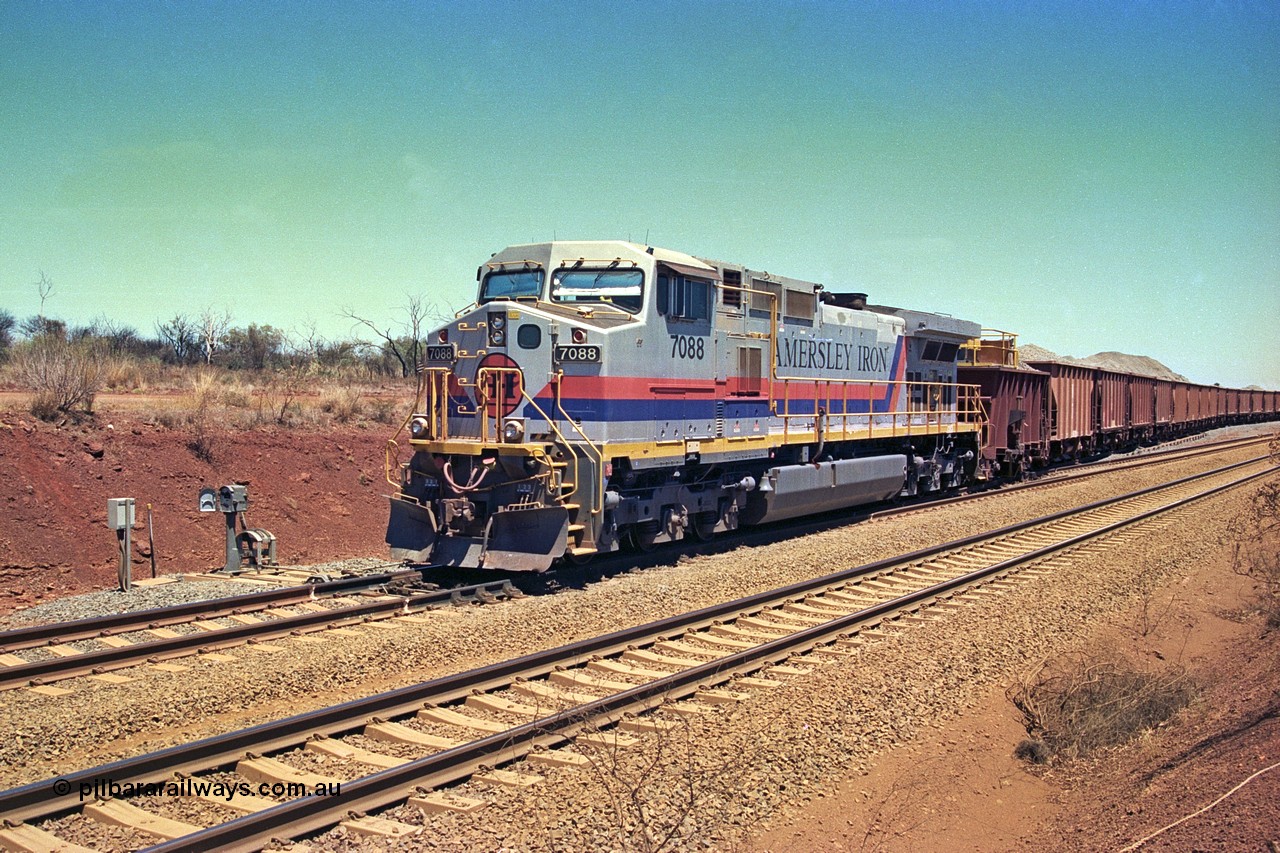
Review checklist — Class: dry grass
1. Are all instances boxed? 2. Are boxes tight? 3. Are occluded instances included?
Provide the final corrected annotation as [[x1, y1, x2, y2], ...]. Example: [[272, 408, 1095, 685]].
[[319, 385, 363, 422], [1, 356, 413, 435], [219, 381, 254, 410], [185, 369, 219, 461], [99, 356, 158, 392], [365, 396, 402, 425]]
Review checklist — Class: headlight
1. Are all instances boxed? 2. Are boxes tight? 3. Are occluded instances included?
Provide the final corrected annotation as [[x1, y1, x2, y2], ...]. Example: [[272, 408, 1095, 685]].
[[489, 312, 507, 346], [409, 416, 429, 438], [502, 419, 524, 443]]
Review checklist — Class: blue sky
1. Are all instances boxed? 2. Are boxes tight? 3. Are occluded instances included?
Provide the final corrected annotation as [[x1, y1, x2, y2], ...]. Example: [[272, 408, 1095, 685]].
[[1, 1, 1277, 387]]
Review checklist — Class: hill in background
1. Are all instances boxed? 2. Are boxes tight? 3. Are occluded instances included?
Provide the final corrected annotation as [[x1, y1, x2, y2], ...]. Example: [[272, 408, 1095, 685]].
[[1019, 344, 1190, 382]]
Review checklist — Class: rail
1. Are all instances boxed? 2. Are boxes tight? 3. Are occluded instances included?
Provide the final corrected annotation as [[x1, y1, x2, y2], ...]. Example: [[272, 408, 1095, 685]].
[[548, 370, 606, 517], [155, 457, 1280, 852], [959, 329, 1021, 367], [0, 568, 418, 654], [0, 578, 523, 692], [384, 366, 452, 488], [869, 432, 1277, 521]]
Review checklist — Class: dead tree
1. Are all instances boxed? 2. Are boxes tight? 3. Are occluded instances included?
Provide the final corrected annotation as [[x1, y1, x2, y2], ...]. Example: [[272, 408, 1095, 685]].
[[341, 294, 439, 378]]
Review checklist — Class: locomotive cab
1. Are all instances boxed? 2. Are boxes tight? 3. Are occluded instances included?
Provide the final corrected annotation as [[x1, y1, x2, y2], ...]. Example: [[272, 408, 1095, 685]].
[[389, 241, 674, 570]]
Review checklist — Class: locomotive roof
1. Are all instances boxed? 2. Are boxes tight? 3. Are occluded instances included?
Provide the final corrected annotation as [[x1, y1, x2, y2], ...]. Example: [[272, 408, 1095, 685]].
[[490, 240, 718, 274], [865, 303, 982, 341], [487, 241, 982, 337]]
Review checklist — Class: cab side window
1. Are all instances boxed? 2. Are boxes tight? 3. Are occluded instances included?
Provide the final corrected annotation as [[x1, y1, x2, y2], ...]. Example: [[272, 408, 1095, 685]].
[[659, 274, 711, 321]]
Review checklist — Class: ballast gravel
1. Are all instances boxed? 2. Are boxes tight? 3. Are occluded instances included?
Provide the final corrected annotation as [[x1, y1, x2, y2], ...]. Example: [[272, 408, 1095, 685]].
[[0, 557, 398, 629], [0, 438, 1273, 851]]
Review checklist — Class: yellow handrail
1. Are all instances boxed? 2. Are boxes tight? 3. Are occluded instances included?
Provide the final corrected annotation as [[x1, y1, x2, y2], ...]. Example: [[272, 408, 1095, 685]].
[[769, 379, 986, 439], [472, 366, 605, 516], [959, 329, 1020, 368], [549, 371, 606, 516]]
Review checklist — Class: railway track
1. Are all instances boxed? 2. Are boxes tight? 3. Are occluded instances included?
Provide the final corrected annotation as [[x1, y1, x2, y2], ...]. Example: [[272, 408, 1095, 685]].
[[0, 574, 523, 693], [1, 453, 1273, 852], [869, 430, 1276, 520], [3, 431, 1270, 695], [0, 567, 418, 653]]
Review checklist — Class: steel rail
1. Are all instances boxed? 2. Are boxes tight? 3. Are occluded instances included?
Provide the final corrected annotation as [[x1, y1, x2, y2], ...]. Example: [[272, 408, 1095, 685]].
[[0, 579, 520, 691], [868, 432, 1274, 520], [0, 568, 422, 653], [1, 456, 1272, 831], [145, 459, 1279, 853], [1049, 432, 1271, 475]]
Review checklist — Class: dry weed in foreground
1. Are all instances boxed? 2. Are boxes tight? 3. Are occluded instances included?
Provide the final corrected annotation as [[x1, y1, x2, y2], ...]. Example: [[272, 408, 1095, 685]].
[[566, 700, 785, 853], [185, 370, 219, 462], [1009, 653, 1195, 765], [1230, 440, 1280, 628], [855, 757, 940, 852]]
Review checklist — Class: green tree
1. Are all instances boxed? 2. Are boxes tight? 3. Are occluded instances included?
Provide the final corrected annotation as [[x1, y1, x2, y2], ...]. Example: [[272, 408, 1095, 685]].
[[0, 309, 15, 360], [221, 323, 286, 370]]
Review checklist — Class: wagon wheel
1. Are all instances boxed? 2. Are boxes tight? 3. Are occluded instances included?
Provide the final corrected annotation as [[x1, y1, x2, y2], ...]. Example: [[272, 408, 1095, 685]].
[[628, 523, 660, 553]]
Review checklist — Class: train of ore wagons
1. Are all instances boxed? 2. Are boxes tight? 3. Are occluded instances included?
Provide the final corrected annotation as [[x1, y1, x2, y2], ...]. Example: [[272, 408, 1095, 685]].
[[385, 240, 1279, 572]]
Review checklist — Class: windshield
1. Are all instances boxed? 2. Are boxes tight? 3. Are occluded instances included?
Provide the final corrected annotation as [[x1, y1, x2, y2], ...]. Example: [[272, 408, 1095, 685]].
[[481, 269, 544, 302], [551, 269, 644, 313]]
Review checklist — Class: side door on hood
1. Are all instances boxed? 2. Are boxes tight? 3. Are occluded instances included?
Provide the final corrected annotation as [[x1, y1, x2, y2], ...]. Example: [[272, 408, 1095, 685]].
[[655, 266, 717, 443]]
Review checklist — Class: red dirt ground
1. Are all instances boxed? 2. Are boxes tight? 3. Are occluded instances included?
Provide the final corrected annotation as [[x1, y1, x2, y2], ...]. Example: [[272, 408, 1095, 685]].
[[0, 403, 393, 614], [752, 507, 1280, 852]]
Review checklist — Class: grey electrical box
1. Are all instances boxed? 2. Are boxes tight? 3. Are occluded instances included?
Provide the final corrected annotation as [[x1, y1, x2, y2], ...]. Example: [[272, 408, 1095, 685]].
[[107, 497, 135, 530]]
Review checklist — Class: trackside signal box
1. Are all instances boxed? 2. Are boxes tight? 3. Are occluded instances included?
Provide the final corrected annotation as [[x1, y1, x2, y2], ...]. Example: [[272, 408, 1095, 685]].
[[199, 485, 248, 514], [107, 497, 135, 530]]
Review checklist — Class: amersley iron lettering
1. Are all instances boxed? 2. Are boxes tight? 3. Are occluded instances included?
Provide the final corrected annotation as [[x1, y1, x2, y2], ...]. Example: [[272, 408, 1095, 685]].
[[776, 337, 892, 374]]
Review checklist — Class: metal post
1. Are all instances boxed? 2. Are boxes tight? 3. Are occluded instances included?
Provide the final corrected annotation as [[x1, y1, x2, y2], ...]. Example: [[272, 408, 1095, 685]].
[[118, 525, 131, 592], [224, 510, 241, 574], [147, 503, 157, 578], [108, 497, 135, 592]]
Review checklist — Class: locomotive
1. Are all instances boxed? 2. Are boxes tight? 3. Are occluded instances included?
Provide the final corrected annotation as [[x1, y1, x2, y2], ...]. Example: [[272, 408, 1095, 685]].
[[385, 240, 985, 571]]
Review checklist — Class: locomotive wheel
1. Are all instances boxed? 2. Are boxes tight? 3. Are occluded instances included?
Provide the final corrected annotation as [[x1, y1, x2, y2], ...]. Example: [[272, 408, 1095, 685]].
[[689, 511, 718, 542], [628, 523, 659, 553]]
